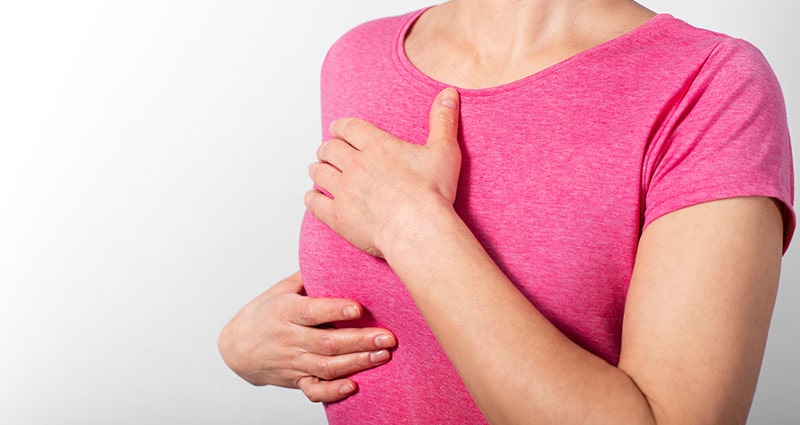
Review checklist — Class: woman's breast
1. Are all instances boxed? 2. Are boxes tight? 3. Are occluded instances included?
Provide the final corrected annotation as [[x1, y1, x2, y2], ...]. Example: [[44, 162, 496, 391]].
[[299, 211, 421, 330], [298, 211, 485, 423]]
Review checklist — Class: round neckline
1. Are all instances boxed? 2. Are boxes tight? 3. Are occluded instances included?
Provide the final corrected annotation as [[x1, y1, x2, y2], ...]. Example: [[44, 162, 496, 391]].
[[392, 8, 674, 98]]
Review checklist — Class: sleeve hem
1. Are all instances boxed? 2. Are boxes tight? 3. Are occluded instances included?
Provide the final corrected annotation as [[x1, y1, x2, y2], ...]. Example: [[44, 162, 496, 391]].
[[644, 189, 796, 254]]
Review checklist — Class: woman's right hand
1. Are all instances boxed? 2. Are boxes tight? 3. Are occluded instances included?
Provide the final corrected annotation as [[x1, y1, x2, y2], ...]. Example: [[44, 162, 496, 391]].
[[218, 272, 396, 402]]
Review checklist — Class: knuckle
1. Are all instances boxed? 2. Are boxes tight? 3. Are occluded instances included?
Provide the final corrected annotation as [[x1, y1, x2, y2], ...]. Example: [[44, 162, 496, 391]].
[[304, 189, 323, 215], [348, 352, 371, 371], [303, 190, 315, 212], [344, 118, 367, 137], [342, 119, 358, 134], [359, 351, 379, 369], [288, 350, 308, 372], [311, 164, 328, 184], [316, 333, 338, 356], [314, 358, 336, 380], [440, 108, 457, 124], [303, 388, 323, 403], [308, 163, 318, 181], [299, 381, 323, 403], [293, 302, 316, 326], [316, 142, 327, 160]]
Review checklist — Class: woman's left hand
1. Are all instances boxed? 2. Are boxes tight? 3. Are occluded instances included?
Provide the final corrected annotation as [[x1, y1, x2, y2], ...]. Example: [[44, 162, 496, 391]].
[[305, 88, 462, 258]]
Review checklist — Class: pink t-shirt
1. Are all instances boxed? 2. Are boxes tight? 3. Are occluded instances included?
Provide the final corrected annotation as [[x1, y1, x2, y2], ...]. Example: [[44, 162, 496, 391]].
[[299, 9, 795, 424]]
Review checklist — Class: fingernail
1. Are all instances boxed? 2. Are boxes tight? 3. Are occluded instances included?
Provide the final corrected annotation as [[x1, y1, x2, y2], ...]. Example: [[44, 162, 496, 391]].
[[339, 382, 356, 394], [374, 334, 394, 348], [370, 350, 390, 363], [440, 88, 458, 109], [343, 305, 360, 319]]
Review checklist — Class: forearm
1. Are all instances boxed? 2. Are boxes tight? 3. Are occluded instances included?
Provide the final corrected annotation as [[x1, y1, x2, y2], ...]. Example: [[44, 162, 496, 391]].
[[382, 198, 656, 425]]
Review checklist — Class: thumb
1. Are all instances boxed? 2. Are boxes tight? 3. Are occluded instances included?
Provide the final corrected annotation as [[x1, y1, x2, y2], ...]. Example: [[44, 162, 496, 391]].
[[426, 88, 462, 204], [426, 87, 460, 151]]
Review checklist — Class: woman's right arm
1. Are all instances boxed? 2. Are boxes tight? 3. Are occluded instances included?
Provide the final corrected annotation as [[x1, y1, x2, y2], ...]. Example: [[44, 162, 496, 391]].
[[218, 272, 397, 402]]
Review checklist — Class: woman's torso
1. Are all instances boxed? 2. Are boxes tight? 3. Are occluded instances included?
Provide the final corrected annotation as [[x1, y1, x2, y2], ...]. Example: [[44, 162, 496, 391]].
[[299, 9, 791, 424]]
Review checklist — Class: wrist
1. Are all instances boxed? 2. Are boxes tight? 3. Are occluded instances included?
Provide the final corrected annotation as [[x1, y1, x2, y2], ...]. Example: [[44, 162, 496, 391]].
[[378, 193, 463, 263]]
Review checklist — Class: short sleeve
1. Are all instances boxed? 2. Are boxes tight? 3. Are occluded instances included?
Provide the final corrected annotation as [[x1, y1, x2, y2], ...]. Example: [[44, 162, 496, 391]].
[[642, 38, 795, 252]]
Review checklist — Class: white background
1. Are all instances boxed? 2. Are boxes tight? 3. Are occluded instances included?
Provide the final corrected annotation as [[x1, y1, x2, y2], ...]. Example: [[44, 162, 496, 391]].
[[0, 1, 797, 424]]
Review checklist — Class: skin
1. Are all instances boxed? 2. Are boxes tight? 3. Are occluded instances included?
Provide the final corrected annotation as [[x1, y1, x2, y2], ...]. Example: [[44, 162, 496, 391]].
[[220, 0, 787, 422], [404, 0, 656, 89], [218, 272, 397, 402]]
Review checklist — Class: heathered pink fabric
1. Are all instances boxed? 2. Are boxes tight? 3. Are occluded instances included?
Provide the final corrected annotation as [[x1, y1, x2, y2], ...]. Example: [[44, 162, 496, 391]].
[[299, 9, 795, 424]]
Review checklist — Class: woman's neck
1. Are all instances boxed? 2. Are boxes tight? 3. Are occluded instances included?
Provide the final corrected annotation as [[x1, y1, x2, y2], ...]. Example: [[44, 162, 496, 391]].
[[448, 0, 583, 58], [405, 0, 655, 88]]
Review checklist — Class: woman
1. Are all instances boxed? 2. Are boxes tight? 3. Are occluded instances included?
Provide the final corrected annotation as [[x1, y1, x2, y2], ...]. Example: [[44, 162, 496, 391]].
[[219, 1, 794, 423]]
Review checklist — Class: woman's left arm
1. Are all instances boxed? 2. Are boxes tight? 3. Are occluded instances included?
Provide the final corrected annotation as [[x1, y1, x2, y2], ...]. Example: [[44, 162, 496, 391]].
[[305, 89, 785, 425]]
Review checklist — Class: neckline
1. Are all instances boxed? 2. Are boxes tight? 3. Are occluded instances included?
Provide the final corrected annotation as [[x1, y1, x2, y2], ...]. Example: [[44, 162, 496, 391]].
[[393, 7, 674, 98]]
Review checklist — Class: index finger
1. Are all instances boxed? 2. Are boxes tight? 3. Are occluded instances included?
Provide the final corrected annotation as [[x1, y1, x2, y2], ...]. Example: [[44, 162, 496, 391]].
[[328, 118, 387, 151], [287, 294, 364, 327]]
